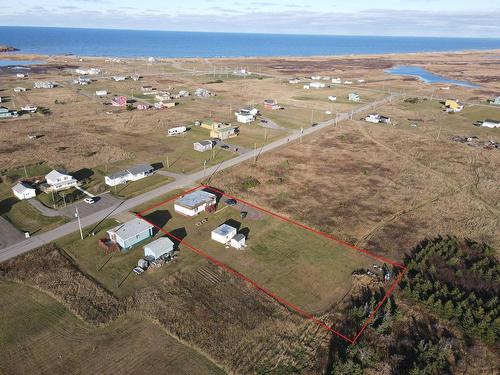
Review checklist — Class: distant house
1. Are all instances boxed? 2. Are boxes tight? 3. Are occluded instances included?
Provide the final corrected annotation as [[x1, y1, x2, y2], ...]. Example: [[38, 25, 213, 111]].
[[211, 125, 238, 140], [481, 119, 500, 128], [193, 140, 213, 152], [107, 218, 154, 251], [144, 237, 175, 260], [33, 81, 54, 89], [195, 88, 213, 97], [235, 111, 255, 123], [331, 78, 342, 84], [41, 170, 78, 192], [303, 84, 310, 90], [445, 99, 463, 112], [344, 80, 353, 85], [21, 105, 37, 113], [348, 93, 360, 102], [75, 68, 101, 75], [112, 76, 127, 82], [12, 182, 36, 200], [493, 97, 500, 105], [211, 224, 237, 244], [95, 90, 107, 96], [328, 96, 337, 102], [174, 190, 217, 217], [136, 103, 149, 110], [0, 106, 18, 118], [263, 99, 280, 110], [155, 93, 172, 101], [14, 87, 26, 93], [241, 106, 259, 116], [357, 79, 365, 83], [310, 82, 326, 89], [289, 78, 300, 84], [74, 76, 91, 85], [365, 113, 391, 124], [141, 85, 156, 94], [154, 101, 176, 109], [311, 75, 321, 80], [111, 96, 127, 106], [131, 73, 140, 81], [16, 73, 27, 78], [105, 164, 154, 186], [178, 90, 190, 97]]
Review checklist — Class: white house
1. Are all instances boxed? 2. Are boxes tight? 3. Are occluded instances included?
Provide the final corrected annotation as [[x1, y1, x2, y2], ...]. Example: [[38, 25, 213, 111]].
[[332, 78, 342, 84], [21, 105, 37, 113], [43, 170, 78, 192], [230, 233, 246, 250], [211, 224, 237, 244], [241, 107, 259, 116], [311, 75, 321, 80], [344, 80, 353, 85], [16, 73, 27, 78], [12, 182, 36, 200], [174, 190, 217, 217], [14, 87, 26, 93], [289, 78, 300, 84], [303, 84, 310, 90], [105, 164, 154, 186], [481, 119, 500, 128], [235, 111, 255, 123], [348, 93, 360, 102], [95, 90, 107, 96], [112, 76, 127, 81], [168, 126, 187, 136], [493, 97, 500, 105], [193, 140, 213, 152], [75, 68, 101, 75], [328, 96, 337, 102], [310, 82, 326, 89], [144, 237, 175, 260], [107, 218, 154, 251]]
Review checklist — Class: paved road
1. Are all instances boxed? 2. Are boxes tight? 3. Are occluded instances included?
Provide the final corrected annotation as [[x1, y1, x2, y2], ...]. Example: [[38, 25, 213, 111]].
[[0, 217, 24, 249], [0, 95, 394, 263]]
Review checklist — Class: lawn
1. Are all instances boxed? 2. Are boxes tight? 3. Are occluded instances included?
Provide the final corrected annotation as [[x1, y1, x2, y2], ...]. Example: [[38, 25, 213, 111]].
[[140, 189, 384, 314], [0, 281, 224, 375], [110, 173, 171, 199]]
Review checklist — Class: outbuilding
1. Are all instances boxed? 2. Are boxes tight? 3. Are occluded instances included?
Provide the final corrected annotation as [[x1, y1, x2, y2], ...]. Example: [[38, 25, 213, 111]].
[[12, 182, 36, 200], [193, 140, 213, 152], [230, 233, 246, 250], [144, 237, 175, 260], [174, 190, 217, 217], [211, 224, 237, 244], [481, 119, 500, 128], [107, 218, 154, 251]]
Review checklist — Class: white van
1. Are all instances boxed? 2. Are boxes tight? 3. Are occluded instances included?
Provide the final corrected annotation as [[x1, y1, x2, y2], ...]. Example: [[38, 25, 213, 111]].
[[168, 126, 187, 136]]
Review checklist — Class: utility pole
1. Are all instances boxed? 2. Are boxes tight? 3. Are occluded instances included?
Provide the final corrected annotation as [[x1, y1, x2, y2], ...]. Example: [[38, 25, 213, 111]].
[[51, 190, 55, 209], [166, 155, 169, 168], [264, 128, 267, 140], [23, 165, 28, 178], [310, 109, 314, 125], [203, 159, 207, 179], [75, 207, 83, 240], [300, 127, 303, 143], [253, 143, 257, 163]]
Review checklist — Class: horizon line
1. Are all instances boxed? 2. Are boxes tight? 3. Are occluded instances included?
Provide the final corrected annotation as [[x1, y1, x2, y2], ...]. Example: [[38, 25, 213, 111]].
[[2, 25, 500, 40]]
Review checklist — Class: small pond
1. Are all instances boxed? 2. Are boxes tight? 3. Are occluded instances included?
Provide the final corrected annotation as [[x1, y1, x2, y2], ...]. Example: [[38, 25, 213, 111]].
[[385, 65, 480, 88]]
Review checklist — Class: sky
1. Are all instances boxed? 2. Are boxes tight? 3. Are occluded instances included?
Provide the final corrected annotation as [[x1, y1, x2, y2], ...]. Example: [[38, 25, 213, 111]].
[[0, 0, 499, 38]]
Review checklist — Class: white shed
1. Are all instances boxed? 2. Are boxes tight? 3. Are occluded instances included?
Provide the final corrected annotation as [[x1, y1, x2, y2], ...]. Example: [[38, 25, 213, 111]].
[[211, 224, 237, 244], [144, 237, 175, 259], [230, 233, 246, 250], [12, 182, 36, 200]]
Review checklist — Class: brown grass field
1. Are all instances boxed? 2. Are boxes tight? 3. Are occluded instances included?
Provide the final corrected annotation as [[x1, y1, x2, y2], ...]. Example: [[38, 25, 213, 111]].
[[0, 50, 499, 374]]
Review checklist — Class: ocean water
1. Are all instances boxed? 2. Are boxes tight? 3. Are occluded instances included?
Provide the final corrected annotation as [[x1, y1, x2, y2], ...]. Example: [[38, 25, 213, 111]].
[[1, 26, 500, 58], [385, 66, 480, 88]]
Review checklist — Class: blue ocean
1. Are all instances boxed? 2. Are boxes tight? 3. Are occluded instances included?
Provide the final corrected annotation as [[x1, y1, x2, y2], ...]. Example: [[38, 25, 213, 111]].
[[1, 26, 500, 58]]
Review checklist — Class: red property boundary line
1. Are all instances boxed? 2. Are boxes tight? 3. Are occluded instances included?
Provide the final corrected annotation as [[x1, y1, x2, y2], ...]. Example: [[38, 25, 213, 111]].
[[136, 185, 407, 344]]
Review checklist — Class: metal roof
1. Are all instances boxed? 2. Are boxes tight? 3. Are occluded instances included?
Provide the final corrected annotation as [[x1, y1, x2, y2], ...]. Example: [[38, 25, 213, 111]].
[[232, 233, 245, 241], [195, 140, 212, 146], [108, 218, 154, 241], [127, 164, 154, 175], [175, 190, 216, 209], [212, 224, 237, 237], [12, 182, 35, 194], [144, 237, 174, 253], [46, 170, 71, 181]]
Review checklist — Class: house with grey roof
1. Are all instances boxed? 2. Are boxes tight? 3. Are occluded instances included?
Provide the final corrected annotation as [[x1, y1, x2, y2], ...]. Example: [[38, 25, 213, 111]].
[[107, 218, 154, 250], [105, 164, 154, 186], [193, 140, 213, 152], [174, 190, 217, 217], [144, 237, 175, 259]]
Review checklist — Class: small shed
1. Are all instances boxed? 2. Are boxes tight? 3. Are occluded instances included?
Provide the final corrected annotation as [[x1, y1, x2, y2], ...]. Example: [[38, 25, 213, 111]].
[[144, 237, 175, 260], [230, 233, 246, 250], [211, 224, 237, 244]]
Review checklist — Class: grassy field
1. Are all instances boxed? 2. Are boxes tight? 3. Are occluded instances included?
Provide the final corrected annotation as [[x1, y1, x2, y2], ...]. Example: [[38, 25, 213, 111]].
[[141, 192, 383, 314], [0, 281, 224, 375]]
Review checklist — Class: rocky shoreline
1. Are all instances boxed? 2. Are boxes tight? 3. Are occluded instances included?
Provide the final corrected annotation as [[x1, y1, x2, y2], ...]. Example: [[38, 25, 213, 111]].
[[0, 45, 19, 52]]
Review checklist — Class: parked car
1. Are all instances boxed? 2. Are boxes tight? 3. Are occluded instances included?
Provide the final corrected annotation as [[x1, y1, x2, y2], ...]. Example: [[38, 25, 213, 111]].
[[225, 198, 237, 206], [260, 119, 268, 123], [133, 267, 144, 275], [84, 197, 95, 204], [221, 144, 230, 149]]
